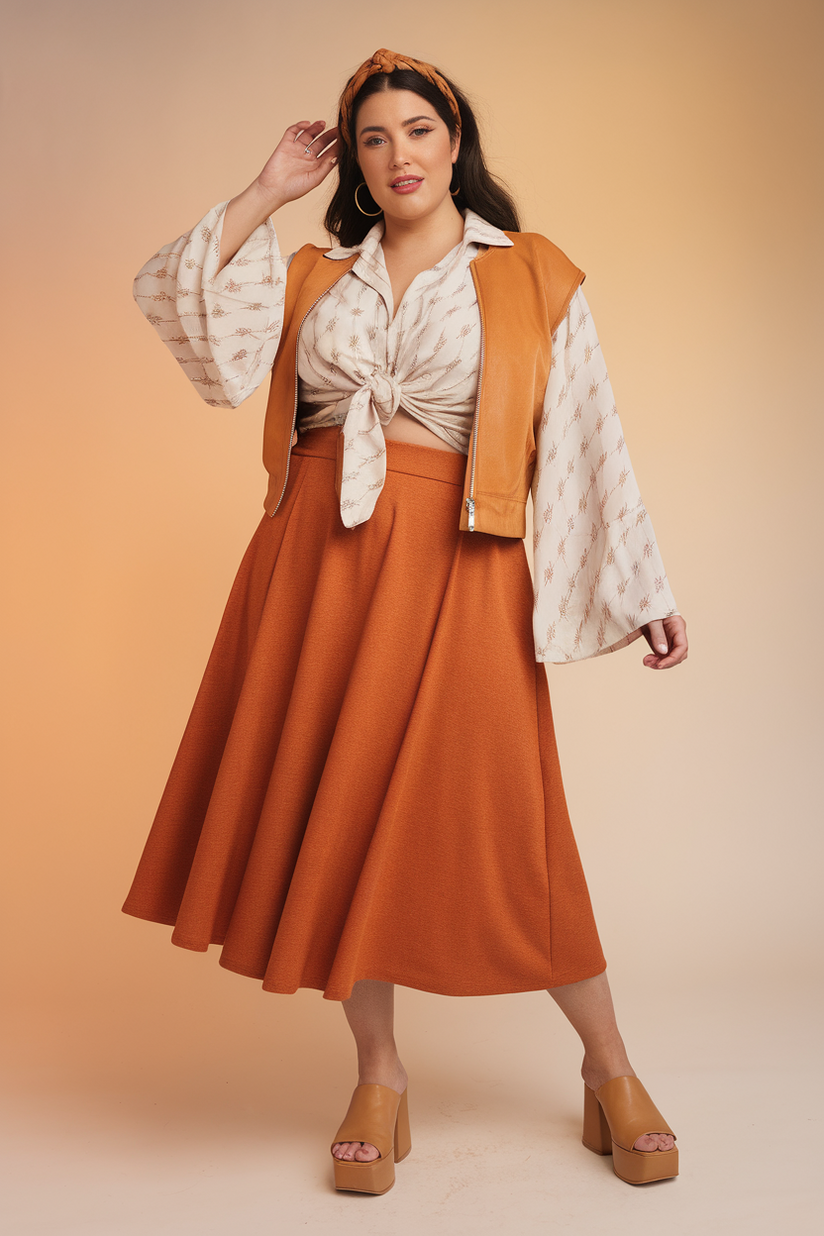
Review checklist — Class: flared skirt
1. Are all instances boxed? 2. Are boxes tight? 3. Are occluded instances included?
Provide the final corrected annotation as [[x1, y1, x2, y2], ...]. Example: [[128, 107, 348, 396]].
[[122, 426, 606, 1000]]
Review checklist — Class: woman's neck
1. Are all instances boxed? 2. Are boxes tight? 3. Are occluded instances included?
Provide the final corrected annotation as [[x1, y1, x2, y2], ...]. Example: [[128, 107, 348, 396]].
[[380, 198, 465, 259]]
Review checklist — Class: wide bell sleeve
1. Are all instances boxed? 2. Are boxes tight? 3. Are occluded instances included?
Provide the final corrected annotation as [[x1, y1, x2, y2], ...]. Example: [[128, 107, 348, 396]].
[[132, 201, 289, 408], [531, 287, 679, 663]]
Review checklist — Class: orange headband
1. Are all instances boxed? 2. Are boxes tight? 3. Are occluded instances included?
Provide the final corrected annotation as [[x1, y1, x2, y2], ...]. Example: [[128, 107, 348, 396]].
[[338, 48, 462, 148]]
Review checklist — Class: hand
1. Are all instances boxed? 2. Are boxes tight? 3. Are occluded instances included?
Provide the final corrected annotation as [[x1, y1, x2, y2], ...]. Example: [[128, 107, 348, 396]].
[[256, 119, 340, 210], [640, 614, 688, 670]]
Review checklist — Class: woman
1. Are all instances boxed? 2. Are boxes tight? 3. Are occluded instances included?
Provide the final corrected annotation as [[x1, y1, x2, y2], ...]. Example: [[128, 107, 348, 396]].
[[124, 48, 688, 1195]]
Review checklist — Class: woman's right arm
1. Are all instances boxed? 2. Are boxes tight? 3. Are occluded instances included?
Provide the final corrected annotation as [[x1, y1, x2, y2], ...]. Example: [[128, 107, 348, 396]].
[[132, 120, 338, 409]]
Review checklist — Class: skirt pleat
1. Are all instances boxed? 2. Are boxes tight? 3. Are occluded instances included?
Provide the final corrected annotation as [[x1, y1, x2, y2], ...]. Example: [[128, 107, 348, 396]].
[[122, 426, 605, 1000]]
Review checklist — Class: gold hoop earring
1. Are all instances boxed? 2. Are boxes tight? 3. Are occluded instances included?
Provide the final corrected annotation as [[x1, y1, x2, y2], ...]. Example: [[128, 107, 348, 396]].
[[355, 182, 382, 217], [450, 185, 461, 197]]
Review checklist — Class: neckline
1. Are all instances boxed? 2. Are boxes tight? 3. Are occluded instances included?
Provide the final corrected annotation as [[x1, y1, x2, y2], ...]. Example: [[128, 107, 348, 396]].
[[323, 208, 514, 264], [377, 233, 477, 326]]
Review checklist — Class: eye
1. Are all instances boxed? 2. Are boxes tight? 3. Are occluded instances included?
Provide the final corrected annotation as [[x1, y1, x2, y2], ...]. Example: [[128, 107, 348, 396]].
[[362, 127, 434, 147]]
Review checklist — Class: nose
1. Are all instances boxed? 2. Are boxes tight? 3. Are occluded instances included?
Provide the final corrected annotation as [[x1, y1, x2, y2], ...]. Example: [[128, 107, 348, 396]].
[[389, 139, 411, 168]]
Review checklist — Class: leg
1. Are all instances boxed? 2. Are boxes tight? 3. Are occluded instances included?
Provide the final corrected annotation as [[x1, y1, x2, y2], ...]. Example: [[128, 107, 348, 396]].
[[548, 971, 674, 1153], [332, 979, 409, 1162]]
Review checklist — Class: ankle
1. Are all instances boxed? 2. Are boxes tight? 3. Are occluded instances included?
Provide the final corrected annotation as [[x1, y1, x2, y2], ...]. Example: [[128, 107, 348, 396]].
[[581, 1049, 635, 1092], [356, 1053, 408, 1091]]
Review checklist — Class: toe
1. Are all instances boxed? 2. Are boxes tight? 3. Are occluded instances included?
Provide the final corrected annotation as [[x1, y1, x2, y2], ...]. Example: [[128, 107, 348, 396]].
[[332, 1139, 380, 1162], [633, 1132, 675, 1152]]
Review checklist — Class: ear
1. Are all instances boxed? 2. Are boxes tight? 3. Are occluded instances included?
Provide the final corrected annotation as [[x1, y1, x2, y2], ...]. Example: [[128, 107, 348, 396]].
[[451, 129, 462, 164]]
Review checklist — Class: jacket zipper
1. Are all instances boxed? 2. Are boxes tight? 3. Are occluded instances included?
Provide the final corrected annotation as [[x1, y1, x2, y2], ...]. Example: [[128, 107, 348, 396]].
[[466, 263, 486, 532], [270, 283, 340, 517]]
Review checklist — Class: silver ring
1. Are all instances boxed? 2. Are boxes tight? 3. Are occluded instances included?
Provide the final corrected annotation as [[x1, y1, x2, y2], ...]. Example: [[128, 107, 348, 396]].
[[304, 145, 313, 154]]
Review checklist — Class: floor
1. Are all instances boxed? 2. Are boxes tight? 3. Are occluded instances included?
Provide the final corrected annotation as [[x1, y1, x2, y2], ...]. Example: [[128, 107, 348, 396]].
[[4, 974, 821, 1236]]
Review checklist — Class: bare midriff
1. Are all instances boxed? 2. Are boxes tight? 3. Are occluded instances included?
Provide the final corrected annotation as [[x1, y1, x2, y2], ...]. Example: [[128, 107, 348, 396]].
[[382, 407, 464, 454]]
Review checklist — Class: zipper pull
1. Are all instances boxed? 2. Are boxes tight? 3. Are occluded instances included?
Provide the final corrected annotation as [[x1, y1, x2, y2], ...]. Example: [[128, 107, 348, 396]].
[[466, 497, 475, 532]]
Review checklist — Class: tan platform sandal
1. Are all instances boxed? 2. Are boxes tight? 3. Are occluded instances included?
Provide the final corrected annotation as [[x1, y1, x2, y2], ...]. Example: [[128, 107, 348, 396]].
[[582, 1076, 678, 1185], [330, 1083, 412, 1195]]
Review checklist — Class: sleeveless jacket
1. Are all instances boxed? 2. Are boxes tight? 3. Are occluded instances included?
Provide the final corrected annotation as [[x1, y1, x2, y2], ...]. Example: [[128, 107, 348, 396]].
[[261, 233, 585, 538]]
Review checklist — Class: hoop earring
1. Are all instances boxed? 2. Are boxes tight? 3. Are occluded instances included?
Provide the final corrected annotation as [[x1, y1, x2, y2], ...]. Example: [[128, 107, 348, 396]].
[[449, 168, 460, 197], [355, 182, 382, 217]]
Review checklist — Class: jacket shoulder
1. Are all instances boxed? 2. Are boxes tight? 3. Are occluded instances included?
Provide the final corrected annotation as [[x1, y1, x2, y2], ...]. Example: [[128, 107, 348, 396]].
[[293, 241, 332, 257], [287, 242, 332, 280], [503, 232, 586, 332]]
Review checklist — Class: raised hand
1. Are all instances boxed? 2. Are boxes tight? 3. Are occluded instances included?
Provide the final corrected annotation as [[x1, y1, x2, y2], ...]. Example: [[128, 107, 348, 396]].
[[256, 120, 340, 210], [216, 121, 341, 273]]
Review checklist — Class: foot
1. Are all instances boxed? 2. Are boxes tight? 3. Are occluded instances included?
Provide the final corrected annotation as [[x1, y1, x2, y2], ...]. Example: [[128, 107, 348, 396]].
[[581, 1059, 675, 1154], [331, 1061, 409, 1163]]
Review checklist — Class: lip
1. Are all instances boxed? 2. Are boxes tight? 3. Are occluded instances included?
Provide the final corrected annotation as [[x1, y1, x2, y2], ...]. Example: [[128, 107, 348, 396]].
[[390, 176, 423, 194]]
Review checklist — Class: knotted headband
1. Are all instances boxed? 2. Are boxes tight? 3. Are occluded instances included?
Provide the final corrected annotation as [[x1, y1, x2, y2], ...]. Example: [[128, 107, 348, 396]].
[[338, 48, 462, 148]]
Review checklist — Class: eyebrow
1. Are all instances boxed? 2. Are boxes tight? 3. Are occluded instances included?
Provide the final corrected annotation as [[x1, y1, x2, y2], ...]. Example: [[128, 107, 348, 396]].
[[358, 115, 437, 135]]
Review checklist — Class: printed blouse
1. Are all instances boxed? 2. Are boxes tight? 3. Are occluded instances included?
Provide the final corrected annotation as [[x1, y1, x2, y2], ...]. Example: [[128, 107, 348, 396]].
[[133, 201, 679, 662]]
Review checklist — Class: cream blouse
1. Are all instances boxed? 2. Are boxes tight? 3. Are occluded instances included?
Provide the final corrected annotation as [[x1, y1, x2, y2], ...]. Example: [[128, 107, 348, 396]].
[[133, 201, 679, 662]]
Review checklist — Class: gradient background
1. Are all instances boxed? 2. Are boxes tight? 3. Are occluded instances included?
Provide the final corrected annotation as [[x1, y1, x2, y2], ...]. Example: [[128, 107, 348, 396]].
[[2, 2, 822, 1233]]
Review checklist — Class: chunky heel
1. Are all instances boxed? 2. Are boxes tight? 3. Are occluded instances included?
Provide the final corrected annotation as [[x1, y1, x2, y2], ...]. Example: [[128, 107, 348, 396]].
[[331, 1083, 411, 1194], [393, 1087, 412, 1162], [582, 1082, 612, 1154], [582, 1076, 678, 1185]]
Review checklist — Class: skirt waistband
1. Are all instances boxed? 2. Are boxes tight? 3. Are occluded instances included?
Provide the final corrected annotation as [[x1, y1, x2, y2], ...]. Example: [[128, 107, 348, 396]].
[[293, 425, 467, 486]]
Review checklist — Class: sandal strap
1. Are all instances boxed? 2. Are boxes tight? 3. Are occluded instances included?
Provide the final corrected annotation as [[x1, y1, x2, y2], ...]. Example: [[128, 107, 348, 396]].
[[593, 1076, 676, 1152], [331, 1084, 403, 1159]]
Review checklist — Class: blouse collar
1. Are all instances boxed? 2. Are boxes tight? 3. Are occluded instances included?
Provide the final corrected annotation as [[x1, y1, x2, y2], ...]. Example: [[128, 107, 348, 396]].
[[324, 208, 514, 263]]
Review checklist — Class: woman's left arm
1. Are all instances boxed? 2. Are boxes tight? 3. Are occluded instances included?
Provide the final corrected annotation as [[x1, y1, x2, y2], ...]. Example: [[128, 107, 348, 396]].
[[532, 287, 685, 665]]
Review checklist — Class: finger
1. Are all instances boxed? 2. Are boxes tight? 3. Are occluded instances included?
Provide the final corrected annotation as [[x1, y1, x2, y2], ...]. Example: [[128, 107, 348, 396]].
[[313, 124, 340, 148], [290, 118, 326, 144], [304, 128, 339, 158], [643, 643, 687, 669], [294, 132, 338, 170], [289, 120, 315, 142], [301, 123, 329, 150], [643, 618, 669, 657], [657, 619, 688, 666], [313, 132, 340, 160], [668, 628, 688, 660]]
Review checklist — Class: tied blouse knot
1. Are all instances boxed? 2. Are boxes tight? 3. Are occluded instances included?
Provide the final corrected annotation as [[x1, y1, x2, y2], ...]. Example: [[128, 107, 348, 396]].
[[336, 368, 401, 525], [298, 210, 511, 527], [132, 201, 679, 662]]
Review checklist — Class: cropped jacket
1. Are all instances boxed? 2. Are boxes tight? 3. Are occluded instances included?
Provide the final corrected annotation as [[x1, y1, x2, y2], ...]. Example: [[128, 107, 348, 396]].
[[262, 233, 584, 538]]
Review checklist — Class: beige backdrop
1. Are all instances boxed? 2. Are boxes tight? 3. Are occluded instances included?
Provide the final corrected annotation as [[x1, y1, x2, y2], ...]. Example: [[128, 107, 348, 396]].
[[2, 2, 822, 1233]]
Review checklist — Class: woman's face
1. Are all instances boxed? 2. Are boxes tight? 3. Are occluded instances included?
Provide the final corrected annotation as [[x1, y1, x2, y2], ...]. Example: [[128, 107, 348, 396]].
[[354, 88, 460, 223]]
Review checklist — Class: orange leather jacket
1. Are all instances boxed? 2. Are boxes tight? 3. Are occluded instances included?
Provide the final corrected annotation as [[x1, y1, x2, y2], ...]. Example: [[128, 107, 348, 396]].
[[261, 233, 584, 538]]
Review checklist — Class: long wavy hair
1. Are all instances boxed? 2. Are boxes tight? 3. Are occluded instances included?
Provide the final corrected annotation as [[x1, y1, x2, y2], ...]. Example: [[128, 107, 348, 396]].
[[324, 65, 522, 246]]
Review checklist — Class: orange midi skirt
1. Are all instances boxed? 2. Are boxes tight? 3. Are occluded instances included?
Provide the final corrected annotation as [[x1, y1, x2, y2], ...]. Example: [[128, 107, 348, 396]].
[[122, 426, 606, 1001]]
